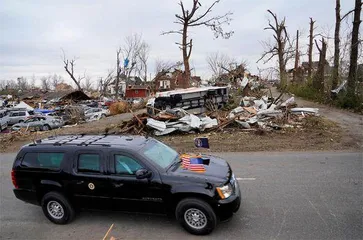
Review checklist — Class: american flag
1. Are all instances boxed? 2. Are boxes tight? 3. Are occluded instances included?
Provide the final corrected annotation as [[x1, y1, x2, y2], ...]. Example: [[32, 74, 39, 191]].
[[189, 163, 206, 172], [181, 155, 190, 169], [189, 157, 206, 172]]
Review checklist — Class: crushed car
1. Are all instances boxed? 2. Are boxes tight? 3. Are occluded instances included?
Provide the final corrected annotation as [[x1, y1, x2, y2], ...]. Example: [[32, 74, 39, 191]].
[[11, 116, 64, 132], [84, 108, 109, 122]]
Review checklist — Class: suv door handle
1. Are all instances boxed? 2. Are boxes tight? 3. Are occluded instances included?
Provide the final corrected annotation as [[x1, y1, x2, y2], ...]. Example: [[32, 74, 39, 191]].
[[113, 183, 124, 188], [76, 181, 84, 185]]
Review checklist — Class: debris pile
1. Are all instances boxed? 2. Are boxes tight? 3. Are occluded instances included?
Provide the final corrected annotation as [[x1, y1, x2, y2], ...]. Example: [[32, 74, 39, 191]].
[[114, 94, 319, 136]]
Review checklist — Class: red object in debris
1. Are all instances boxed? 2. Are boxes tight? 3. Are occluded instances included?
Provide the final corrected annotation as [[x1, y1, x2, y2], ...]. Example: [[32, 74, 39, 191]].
[[105, 101, 115, 107]]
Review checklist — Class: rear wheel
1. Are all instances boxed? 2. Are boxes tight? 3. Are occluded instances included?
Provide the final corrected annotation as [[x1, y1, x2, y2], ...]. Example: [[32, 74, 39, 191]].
[[42, 124, 51, 131], [41, 192, 75, 224], [175, 198, 217, 235]]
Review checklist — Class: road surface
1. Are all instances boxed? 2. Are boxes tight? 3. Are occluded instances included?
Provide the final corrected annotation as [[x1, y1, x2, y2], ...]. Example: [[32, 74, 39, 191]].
[[0, 152, 362, 240]]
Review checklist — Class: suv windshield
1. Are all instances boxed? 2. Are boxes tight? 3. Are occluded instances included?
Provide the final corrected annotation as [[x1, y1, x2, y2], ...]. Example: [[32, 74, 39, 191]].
[[142, 140, 179, 169]]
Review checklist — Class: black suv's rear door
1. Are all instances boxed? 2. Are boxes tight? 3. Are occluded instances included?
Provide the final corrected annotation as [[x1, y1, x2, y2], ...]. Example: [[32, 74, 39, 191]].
[[107, 151, 166, 213], [69, 150, 112, 209]]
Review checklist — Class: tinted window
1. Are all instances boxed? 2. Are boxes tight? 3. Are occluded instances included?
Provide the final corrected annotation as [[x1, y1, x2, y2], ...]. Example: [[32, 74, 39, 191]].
[[142, 140, 179, 169], [18, 112, 26, 116], [24, 118, 37, 123], [78, 154, 101, 173], [21, 152, 64, 169], [115, 155, 142, 175], [10, 112, 19, 117]]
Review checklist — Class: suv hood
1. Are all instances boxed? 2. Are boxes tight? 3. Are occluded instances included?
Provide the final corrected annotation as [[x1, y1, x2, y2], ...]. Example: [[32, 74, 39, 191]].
[[170, 155, 231, 184]]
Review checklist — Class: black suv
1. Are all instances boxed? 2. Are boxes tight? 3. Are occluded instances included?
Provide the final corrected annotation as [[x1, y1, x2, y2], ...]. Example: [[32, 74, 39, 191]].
[[12, 135, 241, 235]]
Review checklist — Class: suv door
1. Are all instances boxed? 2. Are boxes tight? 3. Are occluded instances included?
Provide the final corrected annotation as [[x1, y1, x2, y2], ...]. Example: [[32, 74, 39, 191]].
[[108, 152, 166, 213], [70, 151, 112, 209]]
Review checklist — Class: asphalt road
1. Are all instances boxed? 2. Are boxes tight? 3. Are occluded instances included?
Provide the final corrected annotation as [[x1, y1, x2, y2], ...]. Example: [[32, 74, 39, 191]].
[[0, 152, 362, 240]]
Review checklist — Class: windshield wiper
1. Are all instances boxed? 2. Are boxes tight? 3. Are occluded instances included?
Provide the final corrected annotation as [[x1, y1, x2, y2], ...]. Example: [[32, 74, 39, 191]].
[[166, 157, 182, 171]]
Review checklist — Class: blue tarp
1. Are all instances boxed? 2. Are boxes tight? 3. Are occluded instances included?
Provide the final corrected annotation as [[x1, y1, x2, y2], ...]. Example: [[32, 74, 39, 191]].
[[34, 109, 55, 114]]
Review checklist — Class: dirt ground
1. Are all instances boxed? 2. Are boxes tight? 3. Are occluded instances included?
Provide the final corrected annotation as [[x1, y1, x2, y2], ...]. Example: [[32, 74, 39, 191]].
[[1, 92, 362, 153]]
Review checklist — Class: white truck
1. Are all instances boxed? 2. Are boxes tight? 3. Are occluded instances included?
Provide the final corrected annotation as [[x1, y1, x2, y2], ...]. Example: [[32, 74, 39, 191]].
[[147, 86, 229, 115]]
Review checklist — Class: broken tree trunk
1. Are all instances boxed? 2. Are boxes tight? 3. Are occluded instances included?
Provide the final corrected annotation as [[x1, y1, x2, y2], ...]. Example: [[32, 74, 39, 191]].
[[308, 18, 316, 80], [332, 0, 341, 90], [293, 30, 300, 83], [347, 0, 362, 97], [313, 37, 327, 92]]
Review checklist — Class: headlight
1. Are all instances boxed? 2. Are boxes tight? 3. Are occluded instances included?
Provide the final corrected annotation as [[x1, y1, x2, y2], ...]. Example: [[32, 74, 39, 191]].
[[216, 184, 233, 199]]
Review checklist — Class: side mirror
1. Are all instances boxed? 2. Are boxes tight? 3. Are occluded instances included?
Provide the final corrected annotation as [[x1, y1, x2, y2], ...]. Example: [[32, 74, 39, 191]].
[[136, 168, 152, 180]]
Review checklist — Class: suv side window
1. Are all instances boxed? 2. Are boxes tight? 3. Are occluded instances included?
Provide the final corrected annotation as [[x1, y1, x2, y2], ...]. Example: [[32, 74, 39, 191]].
[[11, 112, 19, 117], [78, 154, 101, 173], [21, 152, 64, 169], [115, 155, 142, 175], [18, 112, 26, 116]]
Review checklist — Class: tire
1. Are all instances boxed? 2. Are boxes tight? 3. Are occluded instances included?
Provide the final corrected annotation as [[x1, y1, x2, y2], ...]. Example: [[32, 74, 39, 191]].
[[100, 114, 106, 119], [42, 124, 51, 131], [41, 192, 75, 224], [175, 198, 217, 235]]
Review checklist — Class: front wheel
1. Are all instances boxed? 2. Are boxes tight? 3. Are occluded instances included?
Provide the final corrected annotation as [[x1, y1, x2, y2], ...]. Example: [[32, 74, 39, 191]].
[[175, 198, 217, 235], [41, 192, 75, 224]]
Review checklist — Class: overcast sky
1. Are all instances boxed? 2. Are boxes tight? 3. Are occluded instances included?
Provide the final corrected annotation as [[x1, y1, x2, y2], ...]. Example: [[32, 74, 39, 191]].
[[0, 0, 356, 85]]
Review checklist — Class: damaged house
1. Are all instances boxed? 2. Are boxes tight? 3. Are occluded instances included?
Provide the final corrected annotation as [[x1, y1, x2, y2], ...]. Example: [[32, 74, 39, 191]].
[[153, 69, 201, 91], [21, 90, 90, 106], [288, 61, 333, 83]]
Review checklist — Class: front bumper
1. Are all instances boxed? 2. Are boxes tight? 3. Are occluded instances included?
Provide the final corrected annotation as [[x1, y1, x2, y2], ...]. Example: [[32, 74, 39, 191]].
[[216, 176, 241, 220]]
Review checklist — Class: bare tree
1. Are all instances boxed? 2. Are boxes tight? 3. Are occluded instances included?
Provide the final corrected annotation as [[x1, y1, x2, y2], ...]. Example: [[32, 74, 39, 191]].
[[61, 49, 84, 90], [30, 74, 36, 89], [347, 0, 362, 97], [138, 42, 150, 82], [98, 69, 115, 97], [207, 52, 235, 79], [122, 34, 143, 78], [257, 10, 295, 88], [154, 59, 183, 75], [163, 0, 233, 88], [82, 76, 93, 92], [0, 81, 5, 90], [51, 74, 64, 90], [308, 18, 316, 80], [332, 0, 357, 90], [16, 77, 28, 91], [114, 34, 149, 96], [41, 76, 51, 91], [293, 30, 300, 82], [1, 80, 17, 90]]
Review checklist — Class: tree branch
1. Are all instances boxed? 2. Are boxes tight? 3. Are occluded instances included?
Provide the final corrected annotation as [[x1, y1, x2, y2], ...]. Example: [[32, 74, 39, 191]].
[[189, 0, 220, 25], [341, 2, 362, 21], [315, 39, 322, 52], [161, 30, 183, 35]]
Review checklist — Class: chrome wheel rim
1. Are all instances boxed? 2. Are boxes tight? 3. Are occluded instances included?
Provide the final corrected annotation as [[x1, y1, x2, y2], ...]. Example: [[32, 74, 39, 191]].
[[184, 208, 207, 229], [47, 201, 64, 219]]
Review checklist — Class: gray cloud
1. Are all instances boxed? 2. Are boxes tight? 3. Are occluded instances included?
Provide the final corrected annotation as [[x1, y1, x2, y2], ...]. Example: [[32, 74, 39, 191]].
[[0, 0, 356, 83]]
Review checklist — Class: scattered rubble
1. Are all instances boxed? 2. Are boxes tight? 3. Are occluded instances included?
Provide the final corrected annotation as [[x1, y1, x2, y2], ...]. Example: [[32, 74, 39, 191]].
[[114, 91, 319, 136]]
